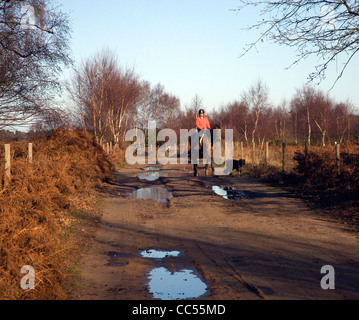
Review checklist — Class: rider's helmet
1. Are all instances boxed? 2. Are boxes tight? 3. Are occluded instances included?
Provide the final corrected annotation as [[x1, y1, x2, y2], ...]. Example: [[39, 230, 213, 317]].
[[199, 109, 204, 115]]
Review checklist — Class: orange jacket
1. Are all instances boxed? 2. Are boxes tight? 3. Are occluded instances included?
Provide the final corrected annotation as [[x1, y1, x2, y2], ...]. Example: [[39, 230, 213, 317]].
[[196, 115, 211, 131]]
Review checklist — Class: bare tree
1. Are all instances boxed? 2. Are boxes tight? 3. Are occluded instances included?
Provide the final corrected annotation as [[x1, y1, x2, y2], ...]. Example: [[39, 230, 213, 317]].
[[67, 50, 117, 144], [225, 100, 250, 143], [67, 49, 142, 146], [149, 83, 165, 123], [138, 81, 151, 136], [180, 104, 197, 130], [272, 101, 288, 143], [156, 93, 181, 129], [242, 80, 269, 145], [176, 94, 203, 130], [191, 94, 203, 115], [237, 1, 359, 85], [108, 67, 141, 144], [31, 107, 73, 132], [145, 83, 181, 130], [312, 93, 332, 146], [291, 86, 317, 145], [290, 85, 337, 146], [66, 70, 87, 131], [332, 101, 354, 143], [0, 0, 72, 128]]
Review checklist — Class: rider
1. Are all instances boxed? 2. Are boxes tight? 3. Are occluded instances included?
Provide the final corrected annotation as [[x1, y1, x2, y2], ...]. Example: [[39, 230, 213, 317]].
[[196, 109, 211, 131], [195, 109, 211, 175]]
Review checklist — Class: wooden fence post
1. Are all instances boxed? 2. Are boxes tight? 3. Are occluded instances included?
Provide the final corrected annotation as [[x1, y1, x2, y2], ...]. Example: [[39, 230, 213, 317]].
[[4, 144, 11, 182], [282, 142, 286, 172], [28, 143, 33, 164], [240, 142, 244, 160]]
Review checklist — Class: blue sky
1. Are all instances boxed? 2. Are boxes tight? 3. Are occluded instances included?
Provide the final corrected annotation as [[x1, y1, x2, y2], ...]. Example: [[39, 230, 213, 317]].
[[58, 0, 359, 112]]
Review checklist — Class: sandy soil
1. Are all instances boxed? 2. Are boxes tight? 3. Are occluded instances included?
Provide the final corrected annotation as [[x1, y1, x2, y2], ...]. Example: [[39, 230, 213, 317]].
[[65, 163, 359, 300]]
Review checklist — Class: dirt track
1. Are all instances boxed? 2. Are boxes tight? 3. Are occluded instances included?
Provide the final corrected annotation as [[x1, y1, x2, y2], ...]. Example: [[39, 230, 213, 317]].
[[66, 163, 359, 300]]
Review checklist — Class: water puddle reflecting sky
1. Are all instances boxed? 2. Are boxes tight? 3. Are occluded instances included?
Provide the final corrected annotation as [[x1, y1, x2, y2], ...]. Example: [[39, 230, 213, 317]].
[[137, 171, 166, 181], [141, 249, 208, 300], [211, 186, 248, 200], [136, 166, 165, 181], [147, 267, 208, 300], [128, 187, 173, 202], [142, 166, 161, 171], [141, 249, 180, 259]]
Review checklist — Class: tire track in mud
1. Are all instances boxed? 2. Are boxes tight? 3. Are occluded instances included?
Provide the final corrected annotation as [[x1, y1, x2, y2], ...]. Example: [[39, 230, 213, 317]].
[[194, 242, 265, 300]]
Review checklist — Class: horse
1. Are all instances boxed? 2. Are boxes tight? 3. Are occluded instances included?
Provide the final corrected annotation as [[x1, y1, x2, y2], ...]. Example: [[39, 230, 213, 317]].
[[189, 125, 220, 176], [189, 125, 246, 176]]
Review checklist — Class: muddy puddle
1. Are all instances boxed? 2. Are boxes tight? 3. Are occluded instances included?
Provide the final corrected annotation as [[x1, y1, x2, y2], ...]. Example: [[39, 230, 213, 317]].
[[137, 171, 168, 181], [128, 187, 173, 202], [142, 166, 161, 171], [142, 249, 208, 300], [137, 165, 169, 181], [140, 164, 196, 179], [140, 249, 180, 259], [211, 185, 248, 200], [105, 252, 123, 267], [147, 267, 208, 300]]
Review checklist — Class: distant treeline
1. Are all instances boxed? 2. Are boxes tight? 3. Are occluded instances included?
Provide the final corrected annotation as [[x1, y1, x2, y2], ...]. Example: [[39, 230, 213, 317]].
[[19, 49, 358, 148], [209, 84, 359, 147], [62, 50, 358, 148], [0, 129, 30, 142]]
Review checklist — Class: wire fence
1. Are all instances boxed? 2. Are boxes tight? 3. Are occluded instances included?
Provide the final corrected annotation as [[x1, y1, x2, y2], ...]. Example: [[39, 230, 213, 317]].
[[3, 141, 359, 181], [233, 141, 359, 172]]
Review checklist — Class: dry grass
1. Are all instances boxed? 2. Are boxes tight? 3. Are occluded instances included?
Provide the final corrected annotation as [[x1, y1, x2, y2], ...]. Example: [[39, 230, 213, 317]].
[[0, 128, 112, 300], [293, 145, 359, 198], [242, 143, 359, 229], [235, 144, 359, 169]]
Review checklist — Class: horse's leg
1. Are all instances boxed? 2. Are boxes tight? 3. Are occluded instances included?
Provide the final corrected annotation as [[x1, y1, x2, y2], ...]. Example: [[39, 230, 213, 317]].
[[202, 137, 211, 175], [193, 163, 198, 176], [204, 144, 209, 175], [210, 146, 214, 175], [199, 136, 203, 159]]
